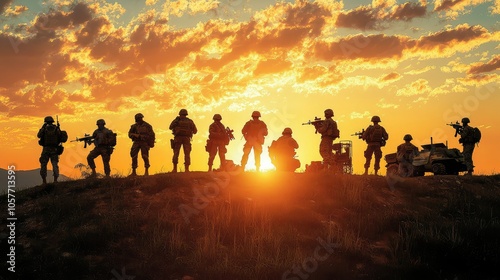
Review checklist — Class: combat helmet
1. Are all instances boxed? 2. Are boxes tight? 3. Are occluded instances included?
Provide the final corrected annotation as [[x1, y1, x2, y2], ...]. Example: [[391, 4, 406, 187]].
[[213, 114, 222, 121], [282, 127, 293, 135], [403, 134, 413, 141], [461, 117, 470, 124], [251, 111, 261, 118], [96, 119, 106, 125], [44, 116, 55, 123], [371, 116, 381, 122], [135, 113, 144, 121], [324, 109, 334, 117], [179, 109, 188, 116]]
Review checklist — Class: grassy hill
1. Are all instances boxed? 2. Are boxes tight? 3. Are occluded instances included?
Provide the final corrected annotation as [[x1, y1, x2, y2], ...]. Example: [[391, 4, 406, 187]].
[[1, 172, 500, 280]]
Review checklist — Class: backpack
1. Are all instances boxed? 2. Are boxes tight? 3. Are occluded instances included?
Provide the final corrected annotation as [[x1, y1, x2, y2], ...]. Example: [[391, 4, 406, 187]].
[[40, 124, 60, 147], [472, 127, 481, 143], [107, 130, 117, 147], [174, 118, 194, 137], [59, 130, 68, 143], [368, 126, 384, 143]]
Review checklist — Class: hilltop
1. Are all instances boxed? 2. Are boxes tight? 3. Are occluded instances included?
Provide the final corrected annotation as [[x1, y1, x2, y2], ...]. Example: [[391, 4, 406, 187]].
[[1, 172, 500, 280]]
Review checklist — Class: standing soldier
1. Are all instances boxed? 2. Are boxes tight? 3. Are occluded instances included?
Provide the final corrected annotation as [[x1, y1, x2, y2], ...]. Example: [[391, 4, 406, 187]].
[[315, 109, 339, 169], [207, 114, 229, 171], [169, 109, 197, 172], [87, 119, 116, 177], [458, 117, 475, 175], [241, 111, 268, 171], [37, 116, 62, 184], [397, 134, 419, 177], [269, 127, 300, 172], [129, 113, 155, 176], [362, 116, 389, 175]]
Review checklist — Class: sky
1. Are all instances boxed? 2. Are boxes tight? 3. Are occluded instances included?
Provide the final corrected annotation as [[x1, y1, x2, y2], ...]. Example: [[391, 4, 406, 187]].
[[0, 0, 499, 178]]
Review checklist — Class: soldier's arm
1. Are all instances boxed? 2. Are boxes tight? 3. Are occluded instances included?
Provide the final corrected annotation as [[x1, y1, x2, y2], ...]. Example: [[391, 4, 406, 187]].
[[192, 121, 198, 135], [292, 138, 299, 149], [128, 125, 135, 139], [37, 127, 44, 138], [361, 126, 371, 140], [383, 127, 389, 140], [168, 119, 178, 130], [262, 122, 268, 136]]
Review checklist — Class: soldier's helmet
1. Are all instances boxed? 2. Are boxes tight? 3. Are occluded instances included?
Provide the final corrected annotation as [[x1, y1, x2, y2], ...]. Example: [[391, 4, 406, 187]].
[[135, 113, 144, 121], [461, 117, 470, 124], [213, 114, 222, 121], [403, 134, 413, 141], [179, 109, 188, 116], [371, 116, 381, 122], [282, 127, 293, 135], [44, 116, 54, 123], [324, 109, 334, 117], [96, 119, 106, 125], [251, 111, 261, 118]]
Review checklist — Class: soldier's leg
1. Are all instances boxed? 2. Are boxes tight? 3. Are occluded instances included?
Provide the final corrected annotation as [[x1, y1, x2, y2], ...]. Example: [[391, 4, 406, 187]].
[[219, 144, 227, 169], [254, 144, 262, 171], [102, 149, 111, 176], [363, 145, 373, 174], [172, 138, 181, 168], [39, 151, 49, 183], [208, 143, 217, 168], [130, 143, 140, 170], [141, 143, 150, 169], [463, 144, 475, 173], [50, 153, 60, 182], [183, 139, 192, 171], [374, 147, 382, 175], [87, 148, 100, 175], [241, 142, 252, 168]]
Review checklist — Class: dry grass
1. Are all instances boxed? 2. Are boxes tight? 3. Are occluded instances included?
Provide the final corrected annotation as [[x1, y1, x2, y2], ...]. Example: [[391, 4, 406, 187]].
[[1, 173, 500, 279]]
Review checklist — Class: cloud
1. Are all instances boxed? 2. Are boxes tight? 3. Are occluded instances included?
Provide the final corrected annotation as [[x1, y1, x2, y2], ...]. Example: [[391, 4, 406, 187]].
[[350, 111, 371, 119], [313, 34, 411, 61], [0, 0, 13, 14], [335, 1, 427, 30], [396, 79, 432, 96], [434, 0, 489, 18], [380, 72, 401, 82], [492, 0, 500, 14], [467, 55, 500, 74], [4, 5, 27, 17], [253, 58, 292, 76]]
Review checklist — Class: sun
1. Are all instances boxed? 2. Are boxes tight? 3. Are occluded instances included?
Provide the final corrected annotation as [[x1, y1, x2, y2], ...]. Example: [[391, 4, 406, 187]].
[[243, 156, 276, 172]]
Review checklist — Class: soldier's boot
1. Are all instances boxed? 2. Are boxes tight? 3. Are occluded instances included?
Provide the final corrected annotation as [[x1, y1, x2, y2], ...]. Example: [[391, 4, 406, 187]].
[[144, 168, 149, 176], [363, 168, 368, 175], [185, 164, 190, 172], [90, 168, 97, 178], [374, 169, 379, 176], [54, 176, 58, 183], [172, 164, 178, 173], [208, 165, 213, 172], [42, 177, 47, 185], [130, 168, 137, 177], [465, 170, 473, 176]]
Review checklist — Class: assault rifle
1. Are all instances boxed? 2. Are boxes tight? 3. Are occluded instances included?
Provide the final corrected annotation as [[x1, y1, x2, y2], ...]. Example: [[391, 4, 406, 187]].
[[302, 117, 324, 134], [302, 117, 324, 126], [71, 134, 95, 148], [226, 127, 235, 141], [130, 133, 143, 140], [351, 129, 365, 139], [447, 121, 463, 137]]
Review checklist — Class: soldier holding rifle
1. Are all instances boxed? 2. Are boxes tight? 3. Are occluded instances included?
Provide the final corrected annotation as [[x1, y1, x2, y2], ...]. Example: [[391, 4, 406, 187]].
[[129, 113, 155, 176]]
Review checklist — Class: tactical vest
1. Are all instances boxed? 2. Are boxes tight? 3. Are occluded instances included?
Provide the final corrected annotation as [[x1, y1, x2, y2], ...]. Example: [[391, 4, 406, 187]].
[[174, 118, 194, 137], [398, 143, 417, 161], [368, 126, 384, 143]]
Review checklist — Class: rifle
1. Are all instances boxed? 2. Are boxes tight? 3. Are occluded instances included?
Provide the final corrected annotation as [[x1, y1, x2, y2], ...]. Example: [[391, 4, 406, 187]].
[[56, 115, 60, 129], [302, 117, 324, 126], [302, 117, 324, 134], [71, 134, 95, 148], [226, 127, 235, 141], [130, 133, 143, 140], [447, 121, 463, 137], [351, 129, 365, 139]]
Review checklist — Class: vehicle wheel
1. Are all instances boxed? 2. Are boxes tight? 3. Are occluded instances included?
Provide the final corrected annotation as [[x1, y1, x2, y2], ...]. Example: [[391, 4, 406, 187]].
[[432, 163, 447, 175], [386, 164, 398, 176]]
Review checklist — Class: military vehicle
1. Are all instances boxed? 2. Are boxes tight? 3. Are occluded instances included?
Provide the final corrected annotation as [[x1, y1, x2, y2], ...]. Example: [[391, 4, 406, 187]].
[[305, 140, 353, 174], [385, 141, 467, 176]]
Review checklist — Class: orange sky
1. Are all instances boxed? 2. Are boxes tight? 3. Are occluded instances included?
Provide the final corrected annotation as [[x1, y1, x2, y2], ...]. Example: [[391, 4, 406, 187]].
[[1, 0, 499, 178]]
